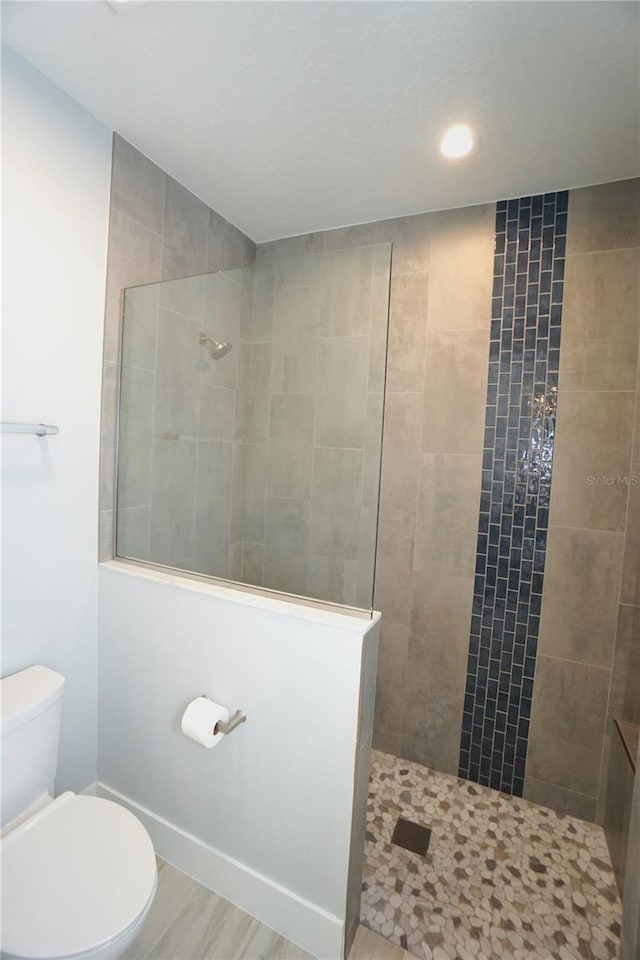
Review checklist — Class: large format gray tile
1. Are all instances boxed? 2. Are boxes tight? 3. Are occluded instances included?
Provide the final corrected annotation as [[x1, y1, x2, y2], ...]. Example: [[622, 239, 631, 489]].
[[385, 273, 428, 394], [100, 361, 119, 511], [315, 336, 368, 449], [550, 390, 634, 532], [373, 510, 416, 625], [308, 496, 361, 562], [117, 366, 154, 509], [237, 343, 272, 444], [539, 526, 625, 668], [320, 221, 383, 253], [621, 465, 640, 606], [154, 308, 201, 440], [368, 274, 391, 394], [523, 776, 597, 822], [104, 209, 163, 363], [194, 496, 231, 578], [355, 504, 378, 609], [208, 209, 256, 273], [149, 440, 197, 566], [238, 268, 254, 341], [620, 738, 640, 960], [162, 178, 210, 280], [199, 385, 235, 441], [427, 203, 494, 332], [275, 251, 324, 289], [422, 329, 489, 455], [621, 605, 640, 723], [608, 603, 640, 739], [99, 509, 114, 563], [122, 283, 159, 371], [263, 496, 310, 597], [251, 260, 276, 342], [241, 541, 264, 587], [316, 216, 426, 277], [271, 284, 320, 394], [604, 729, 635, 893], [311, 447, 363, 504], [402, 571, 473, 775], [372, 727, 402, 755], [239, 443, 268, 544], [227, 542, 242, 581], [320, 246, 373, 338], [559, 337, 640, 395], [116, 506, 151, 561], [561, 248, 640, 391], [203, 271, 242, 390], [373, 621, 409, 745], [528, 654, 609, 798], [256, 232, 323, 262], [607, 605, 636, 733], [196, 440, 233, 499], [413, 452, 482, 579], [305, 554, 356, 606], [230, 440, 246, 545], [567, 179, 640, 255], [267, 394, 314, 498], [384, 213, 431, 276], [159, 273, 206, 325], [378, 392, 422, 514], [362, 392, 385, 508], [634, 384, 640, 464], [112, 135, 165, 236]]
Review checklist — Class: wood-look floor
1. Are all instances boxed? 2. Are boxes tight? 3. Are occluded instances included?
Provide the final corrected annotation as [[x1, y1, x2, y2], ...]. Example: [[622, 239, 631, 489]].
[[123, 859, 410, 960]]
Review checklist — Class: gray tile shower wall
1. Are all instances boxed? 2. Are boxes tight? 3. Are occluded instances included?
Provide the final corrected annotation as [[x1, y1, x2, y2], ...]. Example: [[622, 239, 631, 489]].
[[118, 269, 253, 576], [526, 179, 640, 821], [239, 244, 391, 607], [257, 205, 495, 774], [99, 135, 255, 561], [255, 179, 639, 823]]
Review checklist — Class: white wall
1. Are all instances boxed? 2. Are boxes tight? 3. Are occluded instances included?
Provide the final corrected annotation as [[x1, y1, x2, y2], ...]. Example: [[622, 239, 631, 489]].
[[1, 47, 112, 791], [98, 562, 378, 958]]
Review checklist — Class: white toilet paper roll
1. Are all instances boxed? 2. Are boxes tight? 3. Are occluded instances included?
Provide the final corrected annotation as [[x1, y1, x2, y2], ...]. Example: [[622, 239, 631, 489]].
[[181, 696, 230, 748]]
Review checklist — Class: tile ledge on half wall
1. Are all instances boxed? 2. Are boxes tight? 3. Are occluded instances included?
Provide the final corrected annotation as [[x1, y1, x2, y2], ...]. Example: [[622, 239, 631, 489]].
[[100, 559, 379, 630]]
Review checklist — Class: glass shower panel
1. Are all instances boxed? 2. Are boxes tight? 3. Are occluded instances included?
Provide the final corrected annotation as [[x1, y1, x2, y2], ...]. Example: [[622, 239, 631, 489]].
[[116, 242, 391, 611]]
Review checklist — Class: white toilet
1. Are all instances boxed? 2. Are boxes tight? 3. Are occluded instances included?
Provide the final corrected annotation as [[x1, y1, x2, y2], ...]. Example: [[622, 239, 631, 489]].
[[1, 665, 158, 960]]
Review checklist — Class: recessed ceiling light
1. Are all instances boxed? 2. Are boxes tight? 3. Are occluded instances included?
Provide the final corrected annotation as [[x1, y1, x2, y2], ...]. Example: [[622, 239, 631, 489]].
[[440, 124, 475, 160]]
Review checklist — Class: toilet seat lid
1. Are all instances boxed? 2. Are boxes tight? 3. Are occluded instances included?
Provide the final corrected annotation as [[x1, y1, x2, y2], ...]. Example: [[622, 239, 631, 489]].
[[1, 792, 157, 960]]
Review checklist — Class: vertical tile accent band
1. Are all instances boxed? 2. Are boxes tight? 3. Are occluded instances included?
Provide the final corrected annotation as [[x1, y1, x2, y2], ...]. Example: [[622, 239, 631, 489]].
[[458, 192, 568, 796]]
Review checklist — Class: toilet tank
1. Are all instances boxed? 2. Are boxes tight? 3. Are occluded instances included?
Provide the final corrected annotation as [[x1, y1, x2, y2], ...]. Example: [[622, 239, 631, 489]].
[[1, 666, 65, 828]]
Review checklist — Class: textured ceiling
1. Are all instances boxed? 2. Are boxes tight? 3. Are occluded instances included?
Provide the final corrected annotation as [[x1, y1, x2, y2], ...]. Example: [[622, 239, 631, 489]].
[[2, 1, 639, 242]]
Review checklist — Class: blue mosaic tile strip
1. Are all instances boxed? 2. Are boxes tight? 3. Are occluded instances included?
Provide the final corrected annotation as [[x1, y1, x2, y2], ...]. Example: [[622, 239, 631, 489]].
[[458, 191, 568, 797]]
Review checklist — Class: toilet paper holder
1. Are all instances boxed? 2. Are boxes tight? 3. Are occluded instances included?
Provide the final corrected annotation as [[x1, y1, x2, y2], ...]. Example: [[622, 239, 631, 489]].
[[202, 697, 247, 736]]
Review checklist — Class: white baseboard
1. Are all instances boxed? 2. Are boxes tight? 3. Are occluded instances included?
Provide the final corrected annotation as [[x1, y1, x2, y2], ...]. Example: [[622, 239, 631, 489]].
[[97, 782, 344, 960]]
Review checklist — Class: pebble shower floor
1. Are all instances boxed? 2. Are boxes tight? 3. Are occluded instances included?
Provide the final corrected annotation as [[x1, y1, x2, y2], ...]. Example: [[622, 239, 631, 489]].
[[361, 750, 621, 960]]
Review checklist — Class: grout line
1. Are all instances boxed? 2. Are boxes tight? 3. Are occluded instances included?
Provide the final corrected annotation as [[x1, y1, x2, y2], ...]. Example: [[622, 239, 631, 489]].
[[566, 245, 640, 258], [547, 524, 625, 536], [112, 204, 164, 241], [535, 652, 611, 672]]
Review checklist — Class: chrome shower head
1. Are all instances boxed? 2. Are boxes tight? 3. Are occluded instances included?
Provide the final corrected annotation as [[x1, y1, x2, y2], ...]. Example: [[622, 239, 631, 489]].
[[199, 332, 232, 359]]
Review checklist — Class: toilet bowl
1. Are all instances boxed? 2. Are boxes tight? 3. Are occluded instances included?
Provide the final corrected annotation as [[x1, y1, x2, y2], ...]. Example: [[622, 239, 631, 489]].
[[1, 793, 157, 960], [0, 666, 158, 960]]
